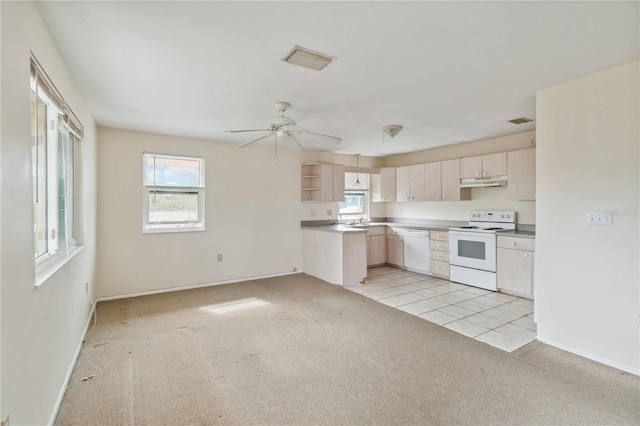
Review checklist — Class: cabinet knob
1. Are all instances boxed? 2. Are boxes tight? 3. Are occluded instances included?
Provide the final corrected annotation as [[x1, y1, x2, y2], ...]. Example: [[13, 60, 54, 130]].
[[524, 253, 529, 257], [483, 171, 488, 175], [511, 242, 516, 245], [436, 196, 440, 200], [476, 172, 480, 176], [443, 196, 447, 200], [437, 266, 441, 270]]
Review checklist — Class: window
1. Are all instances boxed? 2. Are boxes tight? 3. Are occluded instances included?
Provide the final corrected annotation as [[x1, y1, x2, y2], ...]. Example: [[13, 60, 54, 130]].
[[31, 56, 82, 275], [339, 191, 369, 222], [143, 153, 205, 233]]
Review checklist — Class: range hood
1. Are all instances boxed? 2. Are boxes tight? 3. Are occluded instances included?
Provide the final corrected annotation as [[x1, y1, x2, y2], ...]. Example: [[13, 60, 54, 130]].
[[460, 176, 507, 188]]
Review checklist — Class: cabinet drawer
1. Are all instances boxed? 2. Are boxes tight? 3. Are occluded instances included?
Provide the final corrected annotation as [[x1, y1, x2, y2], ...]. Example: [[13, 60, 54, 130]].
[[429, 240, 449, 252], [497, 236, 533, 251], [430, 231, 449, 242], [430, 250, 449, 262], [366, 226, 386, 236], [430, 259, 450, 278]]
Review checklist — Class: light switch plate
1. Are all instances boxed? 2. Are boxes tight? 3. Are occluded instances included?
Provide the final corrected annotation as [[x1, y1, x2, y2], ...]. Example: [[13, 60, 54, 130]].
[[587, 211, 612, 226]]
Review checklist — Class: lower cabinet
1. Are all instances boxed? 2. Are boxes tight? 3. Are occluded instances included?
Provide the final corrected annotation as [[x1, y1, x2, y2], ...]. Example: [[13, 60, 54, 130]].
[[429, 230, 450, 279], [366, 227, 387, 266], [497, 236, 535, 299], [386, 228, 404, 267]]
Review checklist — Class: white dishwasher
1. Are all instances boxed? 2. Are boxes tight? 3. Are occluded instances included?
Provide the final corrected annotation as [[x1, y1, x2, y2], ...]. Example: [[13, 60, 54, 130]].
[[403, 229, 431, 275]]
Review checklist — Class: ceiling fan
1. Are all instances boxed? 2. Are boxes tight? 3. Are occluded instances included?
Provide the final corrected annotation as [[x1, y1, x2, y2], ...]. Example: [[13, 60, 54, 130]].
[[227, 101, 342, 153]]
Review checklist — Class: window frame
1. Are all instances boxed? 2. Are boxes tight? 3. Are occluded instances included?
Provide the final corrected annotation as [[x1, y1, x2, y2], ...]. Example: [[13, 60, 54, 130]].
[[338, 190, 370, 222], [31, 59, 82, 281], [142, 152, 206, 234]]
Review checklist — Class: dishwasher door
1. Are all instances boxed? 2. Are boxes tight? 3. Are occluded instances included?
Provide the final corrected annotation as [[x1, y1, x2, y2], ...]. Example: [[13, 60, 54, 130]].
[[403, 230, 431, 275]]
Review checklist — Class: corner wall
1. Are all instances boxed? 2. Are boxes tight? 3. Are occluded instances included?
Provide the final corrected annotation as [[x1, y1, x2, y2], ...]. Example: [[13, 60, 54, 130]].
[[536, 62, 639, 373], [96, 128, 304, 299], [1, 2, 98, 424]]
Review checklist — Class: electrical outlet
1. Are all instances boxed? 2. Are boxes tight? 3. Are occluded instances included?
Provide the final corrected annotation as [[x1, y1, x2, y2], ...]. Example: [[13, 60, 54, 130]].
[[292, 267, 298, 272], [217, 254, 223, 262], [310, 210, 315, 217], [327, 209, 332, 216], [587, 211, 612, 226], [2, 414, 10, 426]]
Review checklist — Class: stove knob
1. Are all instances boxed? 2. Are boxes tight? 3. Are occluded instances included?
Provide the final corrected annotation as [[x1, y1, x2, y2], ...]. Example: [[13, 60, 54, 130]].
[[506, 214, 511, 218]]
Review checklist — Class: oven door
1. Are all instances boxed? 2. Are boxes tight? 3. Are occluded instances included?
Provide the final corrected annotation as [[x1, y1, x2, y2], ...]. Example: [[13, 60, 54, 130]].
[[449, 231, 496, 272]]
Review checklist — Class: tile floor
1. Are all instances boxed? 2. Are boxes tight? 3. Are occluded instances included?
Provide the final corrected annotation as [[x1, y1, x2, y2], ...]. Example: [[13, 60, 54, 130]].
[[345, 266, 536, 352]]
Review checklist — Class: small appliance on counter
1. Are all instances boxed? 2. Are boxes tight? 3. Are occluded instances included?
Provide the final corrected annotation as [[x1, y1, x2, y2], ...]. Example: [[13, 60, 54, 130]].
[[449, 210, 516, 291]]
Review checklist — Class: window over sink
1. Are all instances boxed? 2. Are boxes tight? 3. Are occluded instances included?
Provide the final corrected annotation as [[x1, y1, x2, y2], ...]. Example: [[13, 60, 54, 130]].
[[339, 191, 369, 222]]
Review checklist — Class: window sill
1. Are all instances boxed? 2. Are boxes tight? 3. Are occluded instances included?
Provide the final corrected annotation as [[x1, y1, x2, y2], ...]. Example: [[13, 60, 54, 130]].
[[35, 245, 84, 287], [142, 225, 206, 235]]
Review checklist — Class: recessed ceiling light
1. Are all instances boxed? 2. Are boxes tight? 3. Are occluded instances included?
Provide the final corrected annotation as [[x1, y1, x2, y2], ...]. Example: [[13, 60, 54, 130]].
[[282, 45, 335, 71], [508, 117, 533, 125]]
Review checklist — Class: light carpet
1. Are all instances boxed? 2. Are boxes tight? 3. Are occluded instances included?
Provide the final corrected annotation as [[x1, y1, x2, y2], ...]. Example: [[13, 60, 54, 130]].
[[56, 273, 639, 425]]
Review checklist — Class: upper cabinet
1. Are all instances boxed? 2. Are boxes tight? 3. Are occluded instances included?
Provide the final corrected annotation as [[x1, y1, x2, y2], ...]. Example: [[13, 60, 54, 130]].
[[460, 152, 507, 178], [441, 159, 471, 201], [301, 163, 345, 202], [396, 164, 425, 201], [371, 167, 396, 202], [507, 148, 536, 201], [424, 159, 470, 201]]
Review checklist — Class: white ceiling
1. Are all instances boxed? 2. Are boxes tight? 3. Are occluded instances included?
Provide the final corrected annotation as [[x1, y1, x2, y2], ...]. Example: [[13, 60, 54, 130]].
[[38, 1, 639, 157]]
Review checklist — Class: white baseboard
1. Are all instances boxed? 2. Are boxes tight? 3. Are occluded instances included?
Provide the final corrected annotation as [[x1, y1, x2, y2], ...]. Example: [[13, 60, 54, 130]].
[[537, 336, 639, 376], [48, 302, 96, 425], [96, 271, 299, 302]]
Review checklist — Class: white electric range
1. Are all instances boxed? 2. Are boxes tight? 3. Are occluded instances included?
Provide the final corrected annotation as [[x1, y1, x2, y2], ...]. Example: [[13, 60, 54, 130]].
[[448, 210, 516, 291]]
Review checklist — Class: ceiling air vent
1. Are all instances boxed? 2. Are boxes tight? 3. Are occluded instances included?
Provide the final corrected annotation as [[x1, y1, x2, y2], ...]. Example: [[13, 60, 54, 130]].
[[508, 117, 533, 125], [282, 45, 335, 71]]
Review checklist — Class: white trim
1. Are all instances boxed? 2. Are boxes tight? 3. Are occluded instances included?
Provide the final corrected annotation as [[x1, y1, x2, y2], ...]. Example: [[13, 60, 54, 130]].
[[96, 271, 299, 302], [537, 336, 640, 376], [48, 302, 96, 426]]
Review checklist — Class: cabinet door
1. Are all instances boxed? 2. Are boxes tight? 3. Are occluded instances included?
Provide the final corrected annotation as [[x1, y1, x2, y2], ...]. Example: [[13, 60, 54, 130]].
[[371, 173, 382, 202], [482, 152, 507, 177], [368, 235, 387, 266], [497, 248, 533, 298], [441, 159, 470, 201], [424, 162, 442, 201], [332, 164, 345, 202], [319, 163, 334, 202], [380, 167, 396, 202], [396, 166, 411, 201], [507, 149, 536, 201], [386, 235, 404, 266], [460, 156, 482, 178], [409, 164, 425, 201]]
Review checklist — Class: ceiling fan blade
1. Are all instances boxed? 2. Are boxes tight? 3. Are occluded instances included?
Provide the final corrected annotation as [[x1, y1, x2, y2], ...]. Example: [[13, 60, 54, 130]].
[[298, 130, 342, 145], [237, 132, 275, 148], [226, 129, 271, 133], [285, 134, 304, 152]]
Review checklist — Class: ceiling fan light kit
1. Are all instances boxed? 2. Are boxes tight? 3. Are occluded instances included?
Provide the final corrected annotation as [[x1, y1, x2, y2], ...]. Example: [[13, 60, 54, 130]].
[[382, 124, 403, 143]]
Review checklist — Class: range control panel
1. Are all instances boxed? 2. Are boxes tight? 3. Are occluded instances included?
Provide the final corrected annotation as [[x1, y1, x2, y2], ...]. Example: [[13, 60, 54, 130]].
[[469, 210, 516, 223]]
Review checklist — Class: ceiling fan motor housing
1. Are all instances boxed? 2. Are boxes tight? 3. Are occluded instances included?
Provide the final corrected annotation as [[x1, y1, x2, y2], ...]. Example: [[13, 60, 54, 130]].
[[269, 116, 296, 129]]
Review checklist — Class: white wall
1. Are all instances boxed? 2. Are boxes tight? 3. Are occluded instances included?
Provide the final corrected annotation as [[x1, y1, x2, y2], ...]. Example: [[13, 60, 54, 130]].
[[536, 62, 639, 373], [1, 2, 98, 424], [384, 131, 537, 224], [97, 128, 304, 298]]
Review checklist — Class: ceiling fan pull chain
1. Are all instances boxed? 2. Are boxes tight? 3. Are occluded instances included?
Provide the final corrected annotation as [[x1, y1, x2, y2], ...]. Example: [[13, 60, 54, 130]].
[[274, 132, 278, 163]]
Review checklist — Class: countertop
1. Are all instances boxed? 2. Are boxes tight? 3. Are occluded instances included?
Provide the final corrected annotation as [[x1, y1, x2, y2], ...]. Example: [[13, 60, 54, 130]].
[[302, 222, 452, 234], [302, 222, 535, 237], [497, 230, 536, 239]]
